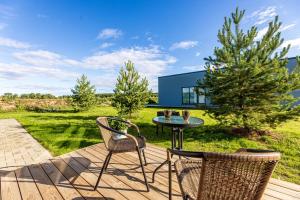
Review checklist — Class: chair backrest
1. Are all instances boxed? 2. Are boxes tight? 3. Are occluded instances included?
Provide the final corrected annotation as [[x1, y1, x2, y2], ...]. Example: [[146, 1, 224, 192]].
[[197, 151, 280, 200], [96, 117, 113, 149], [157, 110, 180, 116], [157, 111, 164, 116], [171, 111, 180, 116]]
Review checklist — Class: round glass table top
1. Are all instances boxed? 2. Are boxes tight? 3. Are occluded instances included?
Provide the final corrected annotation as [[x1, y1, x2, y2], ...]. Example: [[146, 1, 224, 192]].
[[152, 116, 204, 128]]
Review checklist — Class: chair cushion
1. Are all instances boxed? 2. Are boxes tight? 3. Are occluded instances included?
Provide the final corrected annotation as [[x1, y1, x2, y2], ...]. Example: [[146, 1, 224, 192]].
[[111, 132, 128, 140], [175, 159, 202, 200], [108, 135, 146, 153]]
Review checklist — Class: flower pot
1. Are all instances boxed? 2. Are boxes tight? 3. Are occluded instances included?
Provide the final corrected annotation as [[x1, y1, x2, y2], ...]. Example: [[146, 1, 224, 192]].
[[182, 110, 190, 121], [164, 110, 172, 119]]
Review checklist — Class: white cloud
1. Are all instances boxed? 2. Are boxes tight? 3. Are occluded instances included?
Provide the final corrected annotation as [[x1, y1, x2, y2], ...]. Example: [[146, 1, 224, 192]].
[[0, 62, 78, 80], [255, 23, 297, 41], [281, 37, 300, 49], [183, 65, 205, 72], [97, 28, 122, 39], [0, 37, 31, 49], [83, 46, 176, 89], [255, 26, 269, 40], [280, 23, 296, 32], [13, 50, 81, 67], [92, 73, 117, 91], [170, 40, 198, 50], [99, 42, 114, 49], [250, 6, 277, 25], [195, 52, 201, 57]]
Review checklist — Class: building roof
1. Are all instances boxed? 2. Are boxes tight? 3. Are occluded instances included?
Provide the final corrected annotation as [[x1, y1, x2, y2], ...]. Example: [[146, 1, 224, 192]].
[[158, 57, 298, 79]]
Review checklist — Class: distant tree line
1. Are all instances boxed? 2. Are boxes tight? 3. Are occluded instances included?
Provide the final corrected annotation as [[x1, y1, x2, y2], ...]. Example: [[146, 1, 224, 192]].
[[1, 93, 57, 100]]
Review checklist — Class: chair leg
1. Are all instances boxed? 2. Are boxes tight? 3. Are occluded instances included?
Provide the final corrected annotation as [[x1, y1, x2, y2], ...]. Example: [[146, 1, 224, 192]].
[[104, 153, 112, 171], [137, 147, 150, 192], [94, 151, 112, 190], [142, 149, 147, 166], [168, 159, 172, 200]]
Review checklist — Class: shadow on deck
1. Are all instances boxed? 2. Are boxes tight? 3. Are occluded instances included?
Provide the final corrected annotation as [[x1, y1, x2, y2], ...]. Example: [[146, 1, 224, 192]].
[[0, 143, 299, 200]]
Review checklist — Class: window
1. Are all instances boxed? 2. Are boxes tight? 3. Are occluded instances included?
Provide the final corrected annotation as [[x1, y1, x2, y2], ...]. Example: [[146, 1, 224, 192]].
[[190, 87, 197, 104], [198, 88, 205, 104], [182, 88, 189, 104], [182, 87, 205, 104]]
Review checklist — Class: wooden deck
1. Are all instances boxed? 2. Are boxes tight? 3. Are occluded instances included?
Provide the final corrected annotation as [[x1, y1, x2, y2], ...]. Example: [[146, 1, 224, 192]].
[[0, 143, 299, 200]]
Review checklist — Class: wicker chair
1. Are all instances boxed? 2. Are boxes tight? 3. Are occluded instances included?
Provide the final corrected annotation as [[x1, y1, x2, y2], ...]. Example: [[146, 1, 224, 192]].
[[167, 148, 280, 200], [156, 111, 180, 135], [94, 116, 149, 191]]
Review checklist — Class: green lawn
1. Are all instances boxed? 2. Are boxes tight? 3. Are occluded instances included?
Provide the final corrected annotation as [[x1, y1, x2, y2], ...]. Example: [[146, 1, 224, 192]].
[[0, 106, 299, 184]]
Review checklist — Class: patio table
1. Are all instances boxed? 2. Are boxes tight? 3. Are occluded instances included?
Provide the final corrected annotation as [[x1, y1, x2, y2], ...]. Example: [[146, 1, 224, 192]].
[[151, 115, 204, 182]]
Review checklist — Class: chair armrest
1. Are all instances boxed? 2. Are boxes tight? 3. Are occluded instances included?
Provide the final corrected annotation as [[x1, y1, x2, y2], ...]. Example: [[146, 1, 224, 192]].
[[167, 148, 204, 160], [126, 121, 141, 136], [125, 133, 139, 147]]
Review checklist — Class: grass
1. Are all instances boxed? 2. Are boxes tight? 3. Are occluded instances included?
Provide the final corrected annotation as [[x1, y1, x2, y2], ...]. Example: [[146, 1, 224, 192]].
[[0, 106, 299, 184]]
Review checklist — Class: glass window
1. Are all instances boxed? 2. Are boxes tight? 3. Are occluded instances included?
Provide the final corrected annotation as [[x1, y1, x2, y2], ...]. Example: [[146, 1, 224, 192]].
[[190, 87, 197, 104], [182, 88, 189, 104], [182, 86, 206, 104], [198, 88, 205, 104]]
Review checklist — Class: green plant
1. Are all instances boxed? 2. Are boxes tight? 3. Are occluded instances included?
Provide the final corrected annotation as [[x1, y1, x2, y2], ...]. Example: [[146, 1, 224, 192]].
[[71, 74, 96, 112], [109, 118, 128, 131], [112, 60, 151, 117], [198, 8, 300, 133]]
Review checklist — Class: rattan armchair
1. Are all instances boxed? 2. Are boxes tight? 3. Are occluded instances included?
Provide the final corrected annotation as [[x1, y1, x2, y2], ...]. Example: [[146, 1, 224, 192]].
[[94, 116, 149, 191], [168, 148, 280, 200]]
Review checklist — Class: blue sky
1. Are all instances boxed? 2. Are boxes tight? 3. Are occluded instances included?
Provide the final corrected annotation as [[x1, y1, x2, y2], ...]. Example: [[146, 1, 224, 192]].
[[0, 0, 299, 95]]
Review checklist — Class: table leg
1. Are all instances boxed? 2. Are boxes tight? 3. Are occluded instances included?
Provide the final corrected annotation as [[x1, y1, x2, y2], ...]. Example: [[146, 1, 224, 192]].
[[180, 128, 183, 150], [152, 127, 184, 183]]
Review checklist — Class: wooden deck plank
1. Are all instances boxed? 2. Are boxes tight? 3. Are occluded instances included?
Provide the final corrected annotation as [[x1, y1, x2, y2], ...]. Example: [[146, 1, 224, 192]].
[[60, 153, 128, 200], [28, 164, 63, 200], [92, 144, 182, 195], [1, 142, 299, 200], [124, 147, 179, 183], [15, 166, 43, 200], [40, 160, 84, 200], [0, 171, 22, 200], [50, 157, 105, 199], [264, 188, 299, 200], [270, 178, 300, 192], [88, 144, 182, 200], [75, 147, 150, 200], [267, 183, 300, 199]]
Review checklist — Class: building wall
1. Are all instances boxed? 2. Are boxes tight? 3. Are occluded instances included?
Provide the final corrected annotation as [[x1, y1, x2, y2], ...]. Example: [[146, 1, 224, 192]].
[[158, 57, 299, 107], [158, 70, 207, 107]]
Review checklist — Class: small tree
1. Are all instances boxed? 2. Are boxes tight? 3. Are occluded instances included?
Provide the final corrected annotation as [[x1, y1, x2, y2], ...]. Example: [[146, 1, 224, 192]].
[[112, 60, 150, 117], [198, 8, 300, 133], [71, 74, 96, 111]]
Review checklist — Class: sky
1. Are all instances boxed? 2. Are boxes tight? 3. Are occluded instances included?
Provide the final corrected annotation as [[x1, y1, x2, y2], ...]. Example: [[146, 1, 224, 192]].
[[0, 0, 300, 95]]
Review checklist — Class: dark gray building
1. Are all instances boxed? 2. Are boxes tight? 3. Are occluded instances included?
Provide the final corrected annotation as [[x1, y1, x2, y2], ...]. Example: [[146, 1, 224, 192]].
[[158, 57, 299, 107]]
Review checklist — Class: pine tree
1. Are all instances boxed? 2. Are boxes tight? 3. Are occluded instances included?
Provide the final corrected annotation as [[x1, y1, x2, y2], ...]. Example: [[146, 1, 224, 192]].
[[198, 8, 300, 133], [71, 74, 96, 111], [112, 60, 150, 117]]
